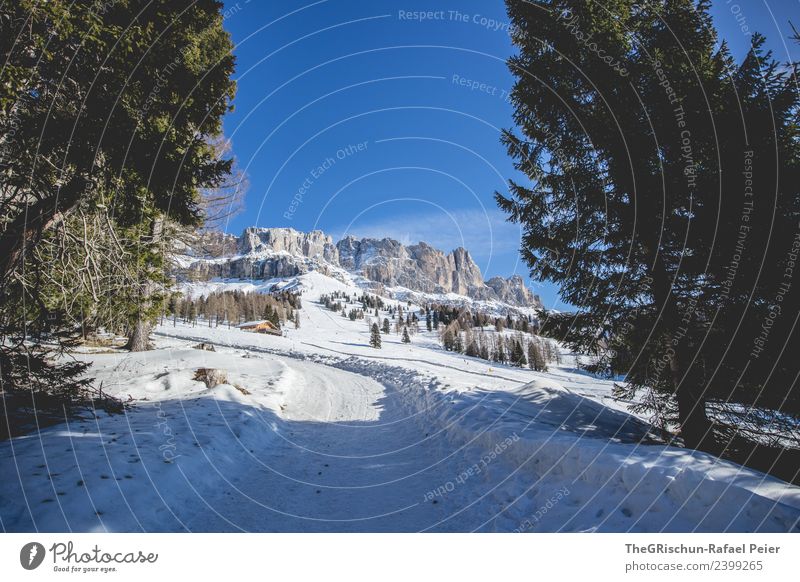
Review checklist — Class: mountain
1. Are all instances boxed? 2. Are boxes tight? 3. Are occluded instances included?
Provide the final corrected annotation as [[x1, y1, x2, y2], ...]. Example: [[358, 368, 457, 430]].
[[177, 227, 542, 308]]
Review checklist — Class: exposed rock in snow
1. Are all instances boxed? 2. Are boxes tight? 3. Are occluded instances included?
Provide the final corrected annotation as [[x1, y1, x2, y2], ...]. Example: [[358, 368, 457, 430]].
[[193, 367, 228, 389]]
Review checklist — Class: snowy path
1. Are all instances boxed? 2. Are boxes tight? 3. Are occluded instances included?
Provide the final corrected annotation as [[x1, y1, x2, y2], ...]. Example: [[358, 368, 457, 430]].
[[178, 357, 495, 532]]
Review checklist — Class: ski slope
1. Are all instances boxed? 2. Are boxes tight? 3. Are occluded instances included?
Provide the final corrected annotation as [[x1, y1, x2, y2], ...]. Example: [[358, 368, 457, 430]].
[[2, 271, 799, 532]]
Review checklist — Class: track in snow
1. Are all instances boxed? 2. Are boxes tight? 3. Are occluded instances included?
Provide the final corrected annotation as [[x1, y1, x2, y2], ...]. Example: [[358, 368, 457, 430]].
[[179, 355, 513, 532]]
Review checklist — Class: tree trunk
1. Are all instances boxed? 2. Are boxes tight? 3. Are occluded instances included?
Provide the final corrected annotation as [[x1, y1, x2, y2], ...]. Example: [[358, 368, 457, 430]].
[[124, 218, 163, 352], [675, 374, 712, 448], [665, 340, 713, 449], [649, 256, 712, 451], [126, 318, 152, 352]]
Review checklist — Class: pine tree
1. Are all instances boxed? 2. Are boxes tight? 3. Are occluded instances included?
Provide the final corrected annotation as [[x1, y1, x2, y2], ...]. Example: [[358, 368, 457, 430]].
[[495, 340, 506, 364], [269, 306, 280, 328], [511, 341, 527, 368], [479, 336, 490, 361], [402, 327, 411, 344], [0, 1, 236, 324], [453, 332, 464, 353], [499, 0, 800, 451], [442, 329, 455, 351], [529, 340, 547, 372], [370, 323, 382, 349], [382, 318, 390, 334]]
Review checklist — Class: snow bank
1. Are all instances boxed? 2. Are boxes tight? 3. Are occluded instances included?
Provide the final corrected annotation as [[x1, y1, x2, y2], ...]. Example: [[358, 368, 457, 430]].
[[321, 357, 800, 532]]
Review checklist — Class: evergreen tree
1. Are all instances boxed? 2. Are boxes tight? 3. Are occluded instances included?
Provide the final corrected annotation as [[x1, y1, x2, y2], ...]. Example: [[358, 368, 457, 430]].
[[382, 318, 391, 334], [495, 340, 506, 364], [479, 336, 490, 361], [167, 295, 180, 317], [442, 329, 455, 351], [499, 0, 800, 451], [453, 332, 464, 353], [0, 0, 237, 369], [370, 323, 382, 349], [529, 340, 547, 372], [511, 340, 527, 368], [269, 308, 281, 328], [402, 327, 411, 344]]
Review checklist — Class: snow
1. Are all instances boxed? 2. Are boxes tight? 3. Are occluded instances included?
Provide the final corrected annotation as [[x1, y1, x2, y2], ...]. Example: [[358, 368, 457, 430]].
[[387, 285, 541, 319], [178, 275, 314, 300], [2, 270, 799, 532]]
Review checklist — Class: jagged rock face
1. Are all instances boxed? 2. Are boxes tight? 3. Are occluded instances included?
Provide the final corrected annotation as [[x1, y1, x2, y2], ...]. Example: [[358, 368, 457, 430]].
[[335, 235, 361, 270], [180, 227, 541, 308], [486, 275, 540, 307], [184, 255, 306, 281], [239, 227, 339, 264], [179, 231, 239, 259], [446, 246, 485, 296], [337, 237, 486, 296], [183, 228, 339, 282]]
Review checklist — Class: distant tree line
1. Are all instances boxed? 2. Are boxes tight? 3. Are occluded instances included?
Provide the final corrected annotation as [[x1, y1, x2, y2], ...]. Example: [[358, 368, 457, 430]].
[[424, 303, 539, 334], [441, 324, 558, 372], [166, 290, 301, 329], [320, 291, 385, 314]]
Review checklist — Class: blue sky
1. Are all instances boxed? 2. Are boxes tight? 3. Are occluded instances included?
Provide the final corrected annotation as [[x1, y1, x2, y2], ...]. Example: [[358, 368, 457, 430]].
[[219, 0, 799, 309]]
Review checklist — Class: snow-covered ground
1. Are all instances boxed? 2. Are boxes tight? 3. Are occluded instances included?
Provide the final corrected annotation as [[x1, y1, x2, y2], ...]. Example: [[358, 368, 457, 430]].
[[2, 271, 799, 532]]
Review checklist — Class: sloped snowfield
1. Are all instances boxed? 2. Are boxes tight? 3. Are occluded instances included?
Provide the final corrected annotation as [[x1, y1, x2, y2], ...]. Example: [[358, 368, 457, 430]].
[[2, 271, 799, 532]]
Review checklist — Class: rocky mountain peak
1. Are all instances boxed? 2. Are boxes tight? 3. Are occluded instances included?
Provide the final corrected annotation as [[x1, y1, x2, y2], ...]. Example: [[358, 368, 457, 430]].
[[239, 227, 339, 263], [179, 227, 541, 308], [486, 274, 540, 307]]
